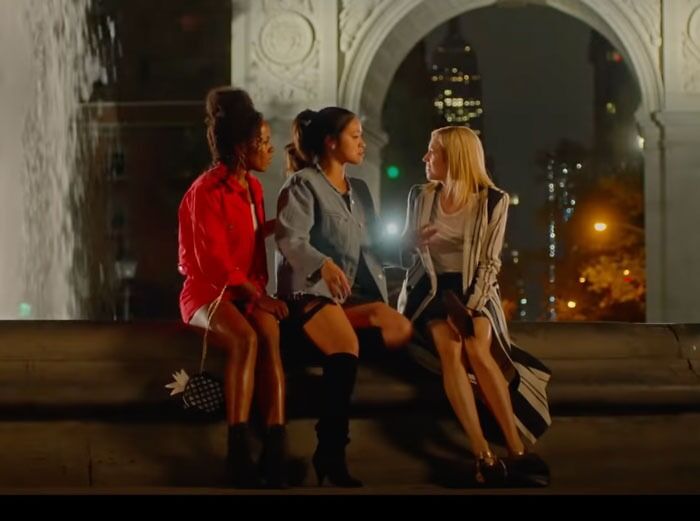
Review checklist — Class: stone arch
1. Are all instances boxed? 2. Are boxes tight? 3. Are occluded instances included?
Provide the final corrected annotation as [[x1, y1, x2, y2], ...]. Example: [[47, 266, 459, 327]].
[[338, 0, 664, 320], [340, 0, 662, 122]]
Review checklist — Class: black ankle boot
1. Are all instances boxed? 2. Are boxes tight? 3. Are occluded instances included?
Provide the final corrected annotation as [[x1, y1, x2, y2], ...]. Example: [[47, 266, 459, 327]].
[[504, 452, 550, 487], [227, 423, 261, 488], [259, 424, 288, 489], [314, 353, 363, 488], [312, 444, 362, 487]]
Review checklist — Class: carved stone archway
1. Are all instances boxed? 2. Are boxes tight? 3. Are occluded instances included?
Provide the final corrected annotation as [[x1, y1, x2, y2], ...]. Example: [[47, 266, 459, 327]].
[[233, 0, 700, 322]]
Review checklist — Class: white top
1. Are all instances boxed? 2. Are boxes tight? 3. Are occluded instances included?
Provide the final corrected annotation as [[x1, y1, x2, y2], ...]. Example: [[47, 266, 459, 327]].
[[250, 203, 258, 232], [430, 195, 476, 274]]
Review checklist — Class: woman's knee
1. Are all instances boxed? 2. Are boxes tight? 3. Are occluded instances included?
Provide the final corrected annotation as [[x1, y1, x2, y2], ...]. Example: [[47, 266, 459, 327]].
[[396, 315, 413, 344], [374, 307, 412, 348], [435, 340, 463, 368], [225, 328, 258, 359], [384, 317, 412, 348], [464, 336, 491, 368]]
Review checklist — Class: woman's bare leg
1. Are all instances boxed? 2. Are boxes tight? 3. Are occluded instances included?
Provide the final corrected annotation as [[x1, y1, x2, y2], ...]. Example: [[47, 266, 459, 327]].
[[190, 301, 258, 424], [427, 319, 490, 455], [464, 316, 525, 456], [343, 302, 412, 349]]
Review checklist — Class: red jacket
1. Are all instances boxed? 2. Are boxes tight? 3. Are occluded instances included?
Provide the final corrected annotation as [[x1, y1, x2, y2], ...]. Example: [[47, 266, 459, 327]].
[[177, 164, 268, 323]]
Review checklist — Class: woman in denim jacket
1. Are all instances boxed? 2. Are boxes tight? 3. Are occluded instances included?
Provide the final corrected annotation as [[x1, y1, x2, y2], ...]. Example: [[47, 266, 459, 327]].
[[275, 107, 412, 487]]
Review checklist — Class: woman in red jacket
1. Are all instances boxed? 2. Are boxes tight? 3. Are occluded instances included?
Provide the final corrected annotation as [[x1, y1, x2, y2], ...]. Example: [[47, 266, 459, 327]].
[[177, 87, 288, 488]]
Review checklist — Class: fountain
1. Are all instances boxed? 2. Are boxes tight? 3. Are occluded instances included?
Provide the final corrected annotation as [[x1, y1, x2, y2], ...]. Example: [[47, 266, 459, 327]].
[[0, 0, 108, 319]]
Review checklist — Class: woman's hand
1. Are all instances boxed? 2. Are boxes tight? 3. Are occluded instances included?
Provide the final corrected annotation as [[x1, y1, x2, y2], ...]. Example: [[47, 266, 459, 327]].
[[262, 219, 276, 238], [255, 295, 289, 320], [406, 224, 437, 249], [320, 258, 351, 301]]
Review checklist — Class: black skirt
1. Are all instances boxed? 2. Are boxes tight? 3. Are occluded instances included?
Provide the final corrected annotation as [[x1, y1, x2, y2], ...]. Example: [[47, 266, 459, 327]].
[[414, 272, 464, 331]]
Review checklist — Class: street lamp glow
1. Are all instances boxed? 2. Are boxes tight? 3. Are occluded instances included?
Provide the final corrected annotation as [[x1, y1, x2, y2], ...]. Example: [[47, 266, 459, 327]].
[[567, 300, 577, 309], [579, 277, 586, 284], [593, 220, 644, 235], [386, 165, 400, 179], [623, 269, 630, 276], [18, 302, 32, 319], [386, 222, 399, 236]]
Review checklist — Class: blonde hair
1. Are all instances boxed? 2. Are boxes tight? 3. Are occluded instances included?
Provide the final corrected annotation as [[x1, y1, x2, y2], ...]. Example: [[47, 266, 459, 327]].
[[432, 126, 494, 206]]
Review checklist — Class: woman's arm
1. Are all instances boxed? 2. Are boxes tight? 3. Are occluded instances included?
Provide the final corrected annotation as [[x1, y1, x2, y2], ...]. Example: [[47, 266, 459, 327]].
[[275, 176, 329, 281], [261, 219, 276, 238]]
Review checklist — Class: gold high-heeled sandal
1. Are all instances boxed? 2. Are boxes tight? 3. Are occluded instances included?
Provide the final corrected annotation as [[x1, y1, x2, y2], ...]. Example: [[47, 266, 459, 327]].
[[475, 449, 506, 485]]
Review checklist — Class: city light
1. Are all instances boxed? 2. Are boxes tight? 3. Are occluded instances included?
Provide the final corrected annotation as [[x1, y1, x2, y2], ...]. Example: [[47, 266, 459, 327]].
[[567, 300, 577, 309], [431, 23, 483, 132], [511, 194, 520, 205], [579, 277, 586, 283], [623, 269, 630, 276], [386, 165, 400, 179], [593, 220, 643, 235]]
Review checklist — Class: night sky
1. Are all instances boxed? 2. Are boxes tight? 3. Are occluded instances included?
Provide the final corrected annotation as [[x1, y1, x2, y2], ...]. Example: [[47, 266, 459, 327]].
[[425, 5, 595, 251]]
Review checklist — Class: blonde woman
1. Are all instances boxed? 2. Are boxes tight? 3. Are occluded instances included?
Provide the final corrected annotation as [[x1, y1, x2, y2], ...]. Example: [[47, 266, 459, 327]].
[[398, 126, 551, 486]]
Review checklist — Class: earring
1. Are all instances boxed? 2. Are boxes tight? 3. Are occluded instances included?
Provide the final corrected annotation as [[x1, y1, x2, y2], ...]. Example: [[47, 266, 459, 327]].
[[237, 153, 247, 171]]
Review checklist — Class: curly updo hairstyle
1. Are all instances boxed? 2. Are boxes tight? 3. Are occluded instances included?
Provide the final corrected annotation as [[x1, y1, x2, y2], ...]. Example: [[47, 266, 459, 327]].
[[204, 86, 263, 170]]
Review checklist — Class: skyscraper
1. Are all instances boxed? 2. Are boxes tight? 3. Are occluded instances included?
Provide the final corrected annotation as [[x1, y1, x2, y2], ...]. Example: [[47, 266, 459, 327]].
[[542, 142, 585, 321], [429, 18, 485, 139]]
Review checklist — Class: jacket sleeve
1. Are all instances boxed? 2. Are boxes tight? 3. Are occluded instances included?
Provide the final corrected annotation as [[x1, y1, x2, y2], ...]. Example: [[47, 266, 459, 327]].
[[466, 191, 509, 312], [275, 176, 329, 281], [190, 183, 252, 288], [398, 185, 421, 269]]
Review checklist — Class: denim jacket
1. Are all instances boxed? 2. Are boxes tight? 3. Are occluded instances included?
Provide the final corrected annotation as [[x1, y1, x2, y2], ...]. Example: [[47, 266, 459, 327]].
[[275, 165, 388, 303]]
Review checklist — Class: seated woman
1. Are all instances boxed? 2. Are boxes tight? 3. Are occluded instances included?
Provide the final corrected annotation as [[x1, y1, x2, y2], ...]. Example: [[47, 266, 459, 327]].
[[398, 126, 552, 486], [177, 87, 288, 488], [275, 106, 413, 487]]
